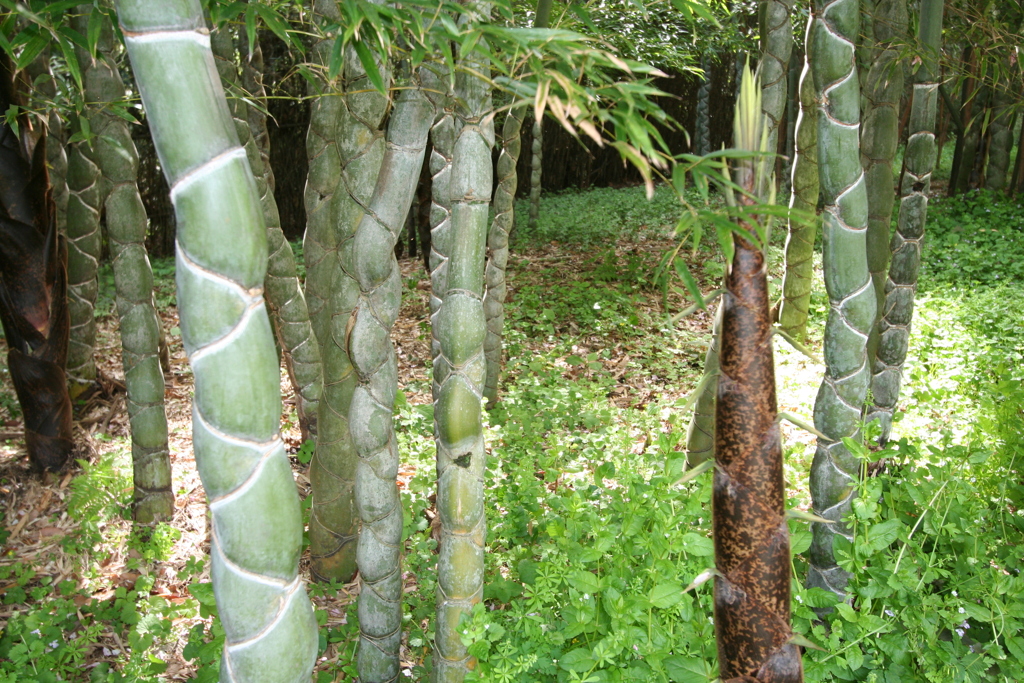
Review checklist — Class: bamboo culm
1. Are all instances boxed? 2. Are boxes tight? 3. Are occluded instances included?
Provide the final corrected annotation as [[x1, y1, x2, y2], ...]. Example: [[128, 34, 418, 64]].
[[75, 6, 174, 523], [807, 0, 876, 599], [115, 2, 317, 679], [865, 0, 944, 442], [483, 105, 523, 407], [433, 10, 494, 679], [778, 16, 820, 339]]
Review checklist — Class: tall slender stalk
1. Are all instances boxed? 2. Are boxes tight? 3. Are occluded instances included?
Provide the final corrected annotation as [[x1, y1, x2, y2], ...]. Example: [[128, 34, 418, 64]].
[[349, 67, 433, 683], [434, 9, 494, 679], [483, 104, 523, 407], [74, 5, 173, 522], [304, 0, 388, 583], [861, 0, 908, 365], [696, 54, 712, 157], [807, 0, 876, 598], [984, 78, 1012, 191], [759, 0, 793, 194], [211, 21, 323, 442], [527, 0, 551, 233], [428, 67, 456, 403], [865, 0, 944, 442], [778, 14, 820, 339], [26, 51, 68, 234], [115, 2, 317, 679]]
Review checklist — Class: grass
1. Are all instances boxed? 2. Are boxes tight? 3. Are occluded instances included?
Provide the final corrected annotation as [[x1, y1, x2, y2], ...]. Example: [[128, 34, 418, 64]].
[[4, 177, 1024, 682]]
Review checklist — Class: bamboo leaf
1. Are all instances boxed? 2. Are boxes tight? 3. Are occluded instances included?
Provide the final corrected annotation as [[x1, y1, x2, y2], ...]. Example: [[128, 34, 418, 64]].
[[672, 458, 713, 486], [353, 41, 385, 94], [788, 508, 833, 525], [789, 633, 827, 652]]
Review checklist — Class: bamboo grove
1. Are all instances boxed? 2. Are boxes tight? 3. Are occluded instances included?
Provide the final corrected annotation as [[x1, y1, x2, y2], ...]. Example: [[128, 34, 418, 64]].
[[0, 0, 1010, 681]]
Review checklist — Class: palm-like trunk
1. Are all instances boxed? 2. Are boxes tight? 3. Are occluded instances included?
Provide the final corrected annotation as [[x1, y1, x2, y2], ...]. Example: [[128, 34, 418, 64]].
[[0, 59, 73, 473], [303, 0, 389, 584], [349, 68, 433, 683], [807, 0, 876, 599], [861, 0, 908, 365], [865, 0, 944, 442], [778, 15, 820, 339], [483, 105, 523, 407], [74, 6, 173, 523], [428, 69, 456, 403], [433, 13, 494, 680], [211, 21, 323, 443], [115, 3, 317, 680], [696, 54, 712, 156]]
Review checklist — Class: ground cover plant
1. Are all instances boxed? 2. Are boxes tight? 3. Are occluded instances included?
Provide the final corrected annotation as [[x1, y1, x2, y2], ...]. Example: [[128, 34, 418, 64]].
[[2, 180, 1023, 681]]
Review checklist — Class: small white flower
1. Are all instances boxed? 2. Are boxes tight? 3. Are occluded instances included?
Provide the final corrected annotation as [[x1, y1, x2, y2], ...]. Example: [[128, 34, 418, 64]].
[[593, 302, 601, 310], [952, 590, 958, 597], [583, 594, 590, 600], [956, 628, 964, 637], [885, 609, 895, 617], [958, 607, 966, 614]]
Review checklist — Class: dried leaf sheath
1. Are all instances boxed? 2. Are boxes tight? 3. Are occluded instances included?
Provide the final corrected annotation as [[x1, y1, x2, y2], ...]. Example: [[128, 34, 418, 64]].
[[0, 59, 73, 472], [714, 230, 801, 683]]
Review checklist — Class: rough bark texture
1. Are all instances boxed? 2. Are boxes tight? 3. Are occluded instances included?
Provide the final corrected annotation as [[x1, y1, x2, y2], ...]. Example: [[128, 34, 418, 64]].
[[75, 6, 173, 523], [778, 15, 820, 339], [715, 234, 802, 683], [212, 22, 323, 443], [303, 0, 388, 584], [808, 0, 876, 599], [433, 17, 494, 681], [861, 0, 908, 366], [428, 69, 456, 403], [116, 2, 318, 680], [348, 72, 432, 683], [865, 0, 944, 442], [25, 51, 68, 235], [483, 105, 523, 407]]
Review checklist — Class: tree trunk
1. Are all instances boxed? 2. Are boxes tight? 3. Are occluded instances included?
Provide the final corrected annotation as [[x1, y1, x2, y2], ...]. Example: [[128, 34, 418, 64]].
[[213, 20, 324, 444], [861, 0, 908, 367], [807, 0, 876, 599], [304, 0, 388, 584], [759, 0, 793, 195], [433, 10, 494, 679], [115, 2, 318, 680], [483, 105, 523, 407], [75, 6, 174, 523], [984, 78, 1012, 191], [865, 0, 944, 443], [696, 54, 712, 156], [778, 15, 820, 339]]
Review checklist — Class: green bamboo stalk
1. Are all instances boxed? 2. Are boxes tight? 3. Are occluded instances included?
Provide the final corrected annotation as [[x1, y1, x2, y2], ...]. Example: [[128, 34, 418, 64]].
[[865, 0, 944, 443], [428, 68, 456, 403], [64, 124, 101, 396], [434, 10, 494, 679], [211, 21, 323, 442], [984, 79, 1012, 191], [349, 67, 433, 683], [115, 2, 317, 680], [303, 0, 389, 584], [807, 0, 876, 599], [861, 0, 908, 365], [696, 54, 712, 157], [527, 116, 542, 232], [777, 14, 820, 339], [74, 6, 173, 523], [759, 0, 793, 194], [483, 104, 523, 407]]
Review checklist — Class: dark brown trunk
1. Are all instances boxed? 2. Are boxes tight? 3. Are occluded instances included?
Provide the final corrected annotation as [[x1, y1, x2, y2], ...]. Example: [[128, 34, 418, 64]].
[[714, 218, 801, 682], [0, 59, 73, 471]]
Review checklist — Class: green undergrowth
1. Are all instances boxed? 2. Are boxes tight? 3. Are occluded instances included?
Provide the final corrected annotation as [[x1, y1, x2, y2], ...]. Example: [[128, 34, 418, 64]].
[[9, 185, 1024, 682]]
